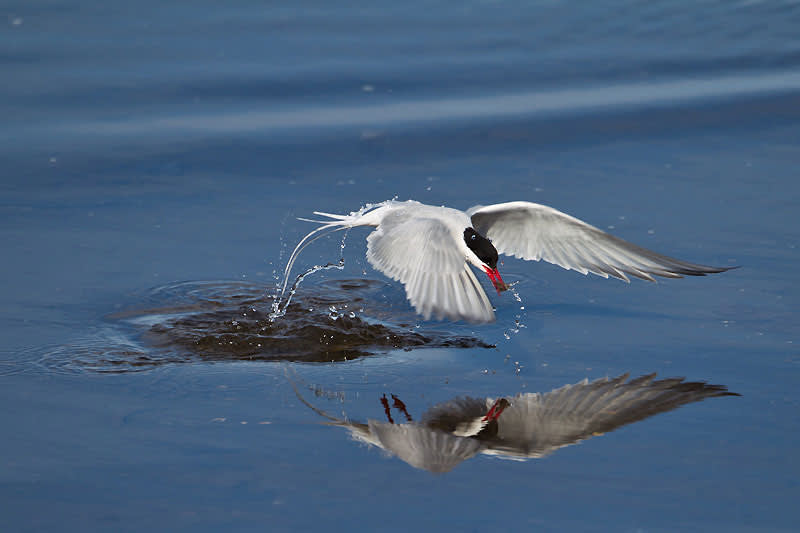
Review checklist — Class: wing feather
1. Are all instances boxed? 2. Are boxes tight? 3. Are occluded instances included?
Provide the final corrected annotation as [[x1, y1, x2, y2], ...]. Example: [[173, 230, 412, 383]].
[[366, 216, 495, 323], [367, 422, 483, 473], [469, 201, 731, 282], [486, 374, 738, 458]]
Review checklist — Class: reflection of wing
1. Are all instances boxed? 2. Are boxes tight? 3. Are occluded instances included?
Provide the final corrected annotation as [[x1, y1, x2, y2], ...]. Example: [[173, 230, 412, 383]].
[[367, 421, 484, 473], [292, 368, 737, 472], [486, 373, 739, 458], [468, 202, 731, 282], [366, 214, 494, 323]]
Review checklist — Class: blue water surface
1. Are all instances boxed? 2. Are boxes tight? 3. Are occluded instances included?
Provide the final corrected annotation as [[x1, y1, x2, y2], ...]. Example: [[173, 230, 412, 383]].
[[1, 1, 799, 531]]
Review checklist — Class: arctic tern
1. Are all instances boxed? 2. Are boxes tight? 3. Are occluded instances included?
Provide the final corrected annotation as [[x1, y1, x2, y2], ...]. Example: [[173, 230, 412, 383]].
[[284, 200, 732, 323]]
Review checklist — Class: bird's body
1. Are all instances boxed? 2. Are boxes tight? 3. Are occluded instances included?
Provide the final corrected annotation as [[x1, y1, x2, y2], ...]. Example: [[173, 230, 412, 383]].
[[284, 199, 732, 323]]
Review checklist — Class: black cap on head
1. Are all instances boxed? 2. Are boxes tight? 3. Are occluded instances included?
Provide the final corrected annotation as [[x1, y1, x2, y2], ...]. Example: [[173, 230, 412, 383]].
[[464, 228, 499, 269]]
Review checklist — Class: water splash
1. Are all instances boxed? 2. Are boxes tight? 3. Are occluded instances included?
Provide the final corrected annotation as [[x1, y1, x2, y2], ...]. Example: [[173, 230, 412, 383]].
[[502, 284, 528, 341], [269, 257, 346, 320], [270, 198, 400, 321], [269, 223, 353, 321]]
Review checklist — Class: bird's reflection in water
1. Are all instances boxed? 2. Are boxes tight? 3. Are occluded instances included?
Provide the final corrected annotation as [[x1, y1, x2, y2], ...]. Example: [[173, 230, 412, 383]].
[[294, 373, 738, 473]]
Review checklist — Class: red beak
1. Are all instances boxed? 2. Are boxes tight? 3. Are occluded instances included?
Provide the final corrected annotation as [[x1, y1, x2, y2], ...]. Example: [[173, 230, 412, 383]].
[[483, 266, 508, 293]]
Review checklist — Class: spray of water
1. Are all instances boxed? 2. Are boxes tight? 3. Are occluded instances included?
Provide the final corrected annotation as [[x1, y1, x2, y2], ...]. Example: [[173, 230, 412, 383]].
[[269, 199, 399, 322], [502, 283, 528, 341], [268, 227, 351, 322]]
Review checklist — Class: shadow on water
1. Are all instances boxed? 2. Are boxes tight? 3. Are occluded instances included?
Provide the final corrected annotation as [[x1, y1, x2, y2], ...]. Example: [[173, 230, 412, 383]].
[[293, 372, 739, 473], [37, 279, 494, 374]]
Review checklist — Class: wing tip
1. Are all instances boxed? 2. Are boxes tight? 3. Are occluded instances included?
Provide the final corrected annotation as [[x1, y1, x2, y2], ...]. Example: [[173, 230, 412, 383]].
[[668, 264, 739, 277]]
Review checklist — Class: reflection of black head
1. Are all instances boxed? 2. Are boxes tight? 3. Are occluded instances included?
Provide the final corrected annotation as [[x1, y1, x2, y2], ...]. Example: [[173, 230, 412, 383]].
[[463, 228, 498, 269]]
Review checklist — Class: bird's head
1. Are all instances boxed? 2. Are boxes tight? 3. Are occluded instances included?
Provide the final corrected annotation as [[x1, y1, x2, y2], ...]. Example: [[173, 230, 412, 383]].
[[464, 227, 507, 293]]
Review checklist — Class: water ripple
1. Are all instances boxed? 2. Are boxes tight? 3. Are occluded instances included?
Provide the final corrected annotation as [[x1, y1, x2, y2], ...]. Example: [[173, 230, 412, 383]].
[[35, 279, 493, 374], [59, 70, 800, 138]]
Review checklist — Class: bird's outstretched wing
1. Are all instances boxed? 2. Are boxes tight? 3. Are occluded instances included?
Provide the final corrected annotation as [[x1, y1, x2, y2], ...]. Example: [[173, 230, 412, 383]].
[[367, 421, 484, 473], [366, 215, 494, 323], [486, 373, 738, 458], [468, 201, 731, 282]]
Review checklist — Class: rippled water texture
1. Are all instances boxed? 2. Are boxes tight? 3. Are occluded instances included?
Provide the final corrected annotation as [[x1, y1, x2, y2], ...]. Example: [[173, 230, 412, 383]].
[[2, 0, 799, 531], [38, 280, 492, 373]]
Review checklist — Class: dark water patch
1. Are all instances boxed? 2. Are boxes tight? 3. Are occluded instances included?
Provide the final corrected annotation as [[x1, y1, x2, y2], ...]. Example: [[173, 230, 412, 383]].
[[38, 280, 493, 373], [146, 305, 491, 363]]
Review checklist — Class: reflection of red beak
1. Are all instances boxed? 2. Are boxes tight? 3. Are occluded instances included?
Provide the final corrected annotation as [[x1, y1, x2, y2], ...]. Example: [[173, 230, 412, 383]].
[[482, 398, 510, 422], [483, 266, 508, 293]]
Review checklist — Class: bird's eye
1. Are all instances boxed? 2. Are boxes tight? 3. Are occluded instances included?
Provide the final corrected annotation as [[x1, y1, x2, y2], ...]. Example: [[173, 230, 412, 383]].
[[471, 234, 477, 240]]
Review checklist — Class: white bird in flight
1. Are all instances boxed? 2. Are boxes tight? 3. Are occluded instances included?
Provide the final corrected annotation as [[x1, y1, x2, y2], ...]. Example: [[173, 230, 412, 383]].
[[283, 199, 732, 323]]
